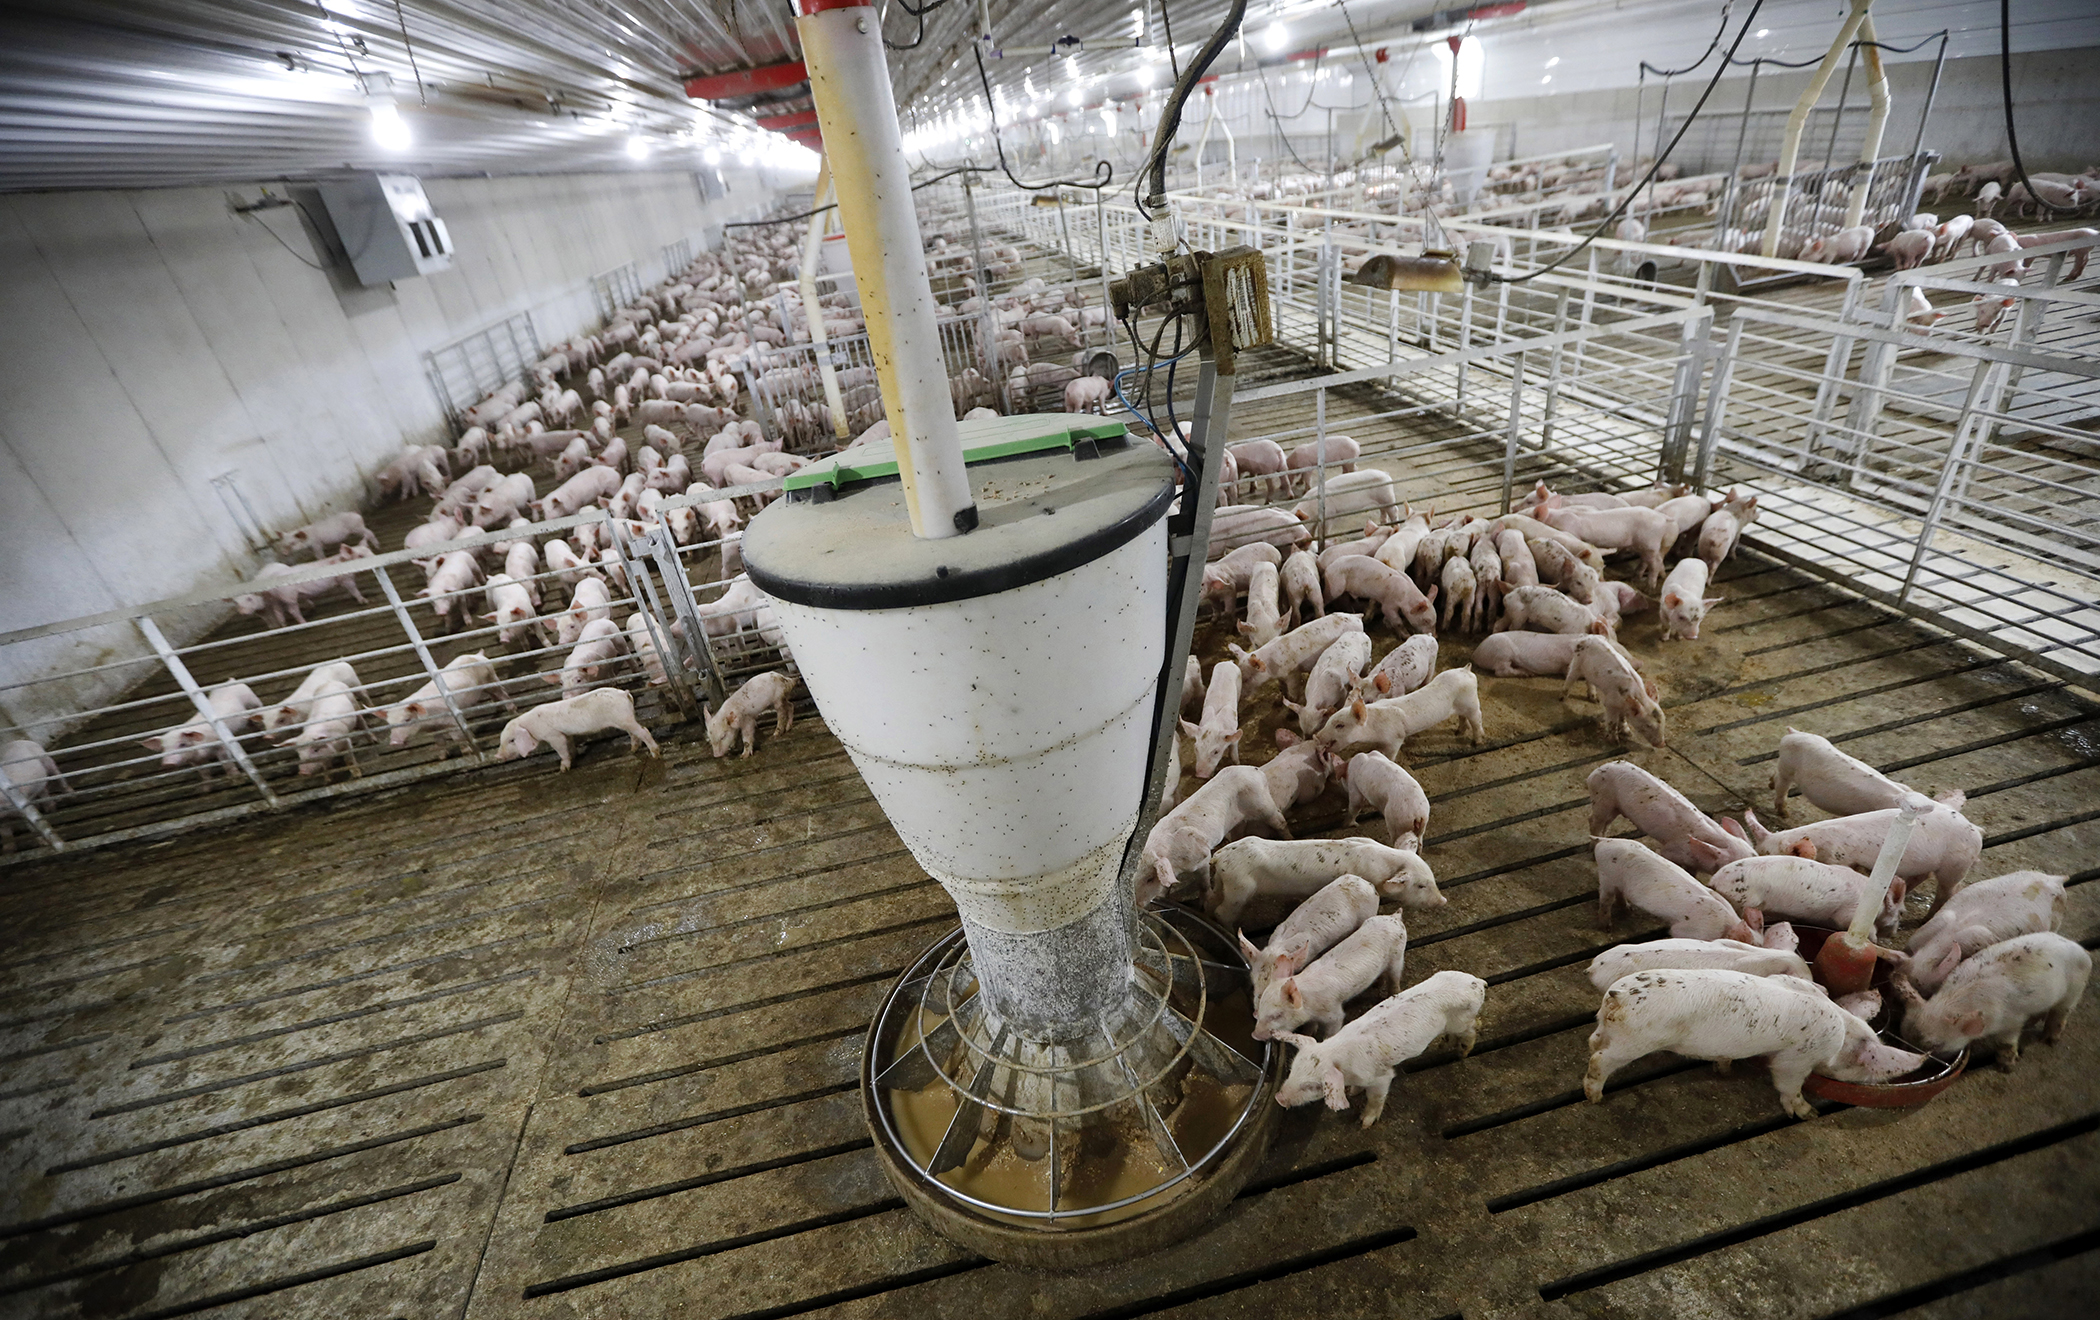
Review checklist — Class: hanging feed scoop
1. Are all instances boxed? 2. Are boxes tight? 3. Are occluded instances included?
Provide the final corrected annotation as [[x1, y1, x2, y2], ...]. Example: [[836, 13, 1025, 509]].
[[1344, 250, 1465, 294]]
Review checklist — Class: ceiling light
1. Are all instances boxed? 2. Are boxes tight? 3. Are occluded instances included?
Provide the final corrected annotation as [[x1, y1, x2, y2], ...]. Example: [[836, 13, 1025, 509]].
[[1545, 56, 1560, 68], [1264, 23, 1288, 53], [369, 100, 410, 150], [1136, 63, 1155, 88], [1066, 87, 1082, 106], [1756, 28, 1768, 38], [704, 145, 721, 164], [626, 133, 650, 160]]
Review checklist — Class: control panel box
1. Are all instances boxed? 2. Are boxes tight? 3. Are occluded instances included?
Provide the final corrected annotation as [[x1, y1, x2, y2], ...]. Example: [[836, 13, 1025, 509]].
[[315, 172, 454, 285]]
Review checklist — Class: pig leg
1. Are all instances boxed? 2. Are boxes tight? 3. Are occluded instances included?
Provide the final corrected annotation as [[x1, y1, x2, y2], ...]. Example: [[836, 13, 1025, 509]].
[[544, 730, 573, 770], [1767, 1048, 1822, 1119], [1597, 871, 1621, 930], [1770, 760, 1795, 817], [738, 714, 759, 756], [1385, 808, 1419, 852], [1583, 1030, 1640, 1102], [1345, 775, 1365, 823], [1357, 1072, 1394, 1128], [1455, 1020, 1478, 1058], [1587, 787, 1620, 839], [774, 692, 794, 738], [1460, 687, 1486, 742], [1990, 1028, 2025, 1072]]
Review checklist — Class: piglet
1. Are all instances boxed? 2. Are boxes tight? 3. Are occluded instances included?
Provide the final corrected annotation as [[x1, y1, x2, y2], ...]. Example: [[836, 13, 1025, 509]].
[[292, 680, 364, 778], [1280, 549, 1324, 627], [1259, 729, 1340, 811], [1141, 765, 1293, 905], [1345, 751, 1430, 850], [1315, 666, 1484, 758], [1894, 932, 2090, 1068], [385, 653, 506, 749], [264, 660, 361, 741], [276, 511, 373, 560], [140, 683, 263, 775], [1209, 835, 1442, 927], [1587, 761, 1751, 872], [1739, 798, 1982, 911], [1229, 614, 1366, 693], [1253, 914, 1409, 1040], [552, 617, 627, 697], [1709, 854, 1906, 939], [494, 687, 659, 770], [1904, 871, 2067, 993], [1238, 874, 1380, 1000], [1563, 635, 1665, 747], [1594, 837, 1751, 940], [1770, 727, 1945, 818], [1494, 585, 1614, 640], [1239, 561, 1284, 649], [1322, 555, 1438, 635], [706, 670, 797, 758], [1586, 968, 1852, 1119], [1658, 557, 1722, 640], [1273, 970, 1487, 1126], [1202, 542, 1285, 616], [1698, 491, 1758, 570], [1587, 937, 1810, 991], [1350, 634, 1438, 704], [1282, 631, 1369, 735]]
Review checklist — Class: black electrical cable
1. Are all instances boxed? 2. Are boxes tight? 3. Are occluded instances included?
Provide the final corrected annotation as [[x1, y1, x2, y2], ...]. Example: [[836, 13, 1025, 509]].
[[1491, 0, 1766, 285], [1638, 0, 1735, 78], [971, 45, 1115, 193], [722, 165, 976, 228], [2000, 0, 2065, 217], [244, 208, 330, 270], [1159, 0, 1179, 80], [1140, 0, 1247, 207]]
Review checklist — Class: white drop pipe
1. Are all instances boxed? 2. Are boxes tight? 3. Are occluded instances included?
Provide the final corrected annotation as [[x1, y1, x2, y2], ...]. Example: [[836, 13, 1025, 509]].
[[1761, 0, 1875, 258], [798, 0, 976, 537], [799, 157, 851, 442], [1846, 14, 1892, 229]]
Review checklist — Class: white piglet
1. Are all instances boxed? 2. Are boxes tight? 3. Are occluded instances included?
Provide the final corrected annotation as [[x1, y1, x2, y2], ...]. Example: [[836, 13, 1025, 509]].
[[1273, 970, 1487, 1126], [705, 671, 798, 758], [1894, 932, 2089, 1068], [1586, 938, 1811, 991], [1208, 836, 1444, 927], [1344, 751, 1430, 849], [494, 688, 659, 770], [1180, 660, 1244, 779], [1237, 874, 1380, 1000], [1594, 838, 1752, 941], [1658, 557, 1721, 640], [1253, 914, 1409, 1040]]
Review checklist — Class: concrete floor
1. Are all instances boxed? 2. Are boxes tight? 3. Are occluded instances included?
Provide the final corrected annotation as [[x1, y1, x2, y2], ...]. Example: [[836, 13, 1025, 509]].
[[4, 379, 2098, 1318]]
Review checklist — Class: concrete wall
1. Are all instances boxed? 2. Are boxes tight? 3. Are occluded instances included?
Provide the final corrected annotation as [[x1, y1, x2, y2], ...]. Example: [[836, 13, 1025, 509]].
[[0, 163, 789, 737]]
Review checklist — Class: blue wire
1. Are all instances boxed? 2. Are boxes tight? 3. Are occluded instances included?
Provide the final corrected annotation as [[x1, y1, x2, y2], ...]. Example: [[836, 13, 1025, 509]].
[[1113, 364, 1196, 486]]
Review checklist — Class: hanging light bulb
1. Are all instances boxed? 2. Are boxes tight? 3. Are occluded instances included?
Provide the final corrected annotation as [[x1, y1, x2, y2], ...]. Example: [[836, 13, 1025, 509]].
[[368, 100, 410, 150], [1264, 23, 1288, 53]]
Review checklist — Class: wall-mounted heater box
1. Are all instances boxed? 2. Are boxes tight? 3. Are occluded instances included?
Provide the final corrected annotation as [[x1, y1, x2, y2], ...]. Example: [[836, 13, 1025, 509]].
[[316, 172, 454, 285]]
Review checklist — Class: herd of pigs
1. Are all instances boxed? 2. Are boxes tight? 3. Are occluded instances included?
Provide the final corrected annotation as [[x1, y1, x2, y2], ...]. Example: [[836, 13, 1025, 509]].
[[1137, 467, 2085, 1129]]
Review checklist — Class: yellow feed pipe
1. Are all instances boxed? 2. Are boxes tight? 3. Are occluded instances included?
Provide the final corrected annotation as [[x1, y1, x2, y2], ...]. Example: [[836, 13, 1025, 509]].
[[1846, 14, 1891, 229]]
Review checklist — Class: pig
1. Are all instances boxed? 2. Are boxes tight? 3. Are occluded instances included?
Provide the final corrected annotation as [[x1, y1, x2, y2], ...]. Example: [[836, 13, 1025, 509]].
[[1737, 798, 1983, 906], [705, 670, 798, 758], [554, 436, 594, 481], [276, 511, 373, 560], [1439, 555, 1478, 632], [1658, 557, 1722, 640], [698, 577, 768, 637], [1180, 660, 1244, 778], [1314, 667, 1485, 758], [1209, 836, 1443, 927], [1653, 493, 1716, 541], [384, 652, 505, 748], [538, 467, 623, 520], [1140, 765, 1293, 905], [471, 473, 536, 529], [1279, 550, 1324, 627], [544, 539, 589, 588], [418, 550, 485, 631], [1769, 727, 1942, 818], [1495, 528, 1539, 588], [140, 683, 263, 774], [1698, 492, 1758, 571], [1593, 838, 1752, 941], [1541, 504, 1673, 587], [291, 680, 364, 778], [1, 741, 66, 850], [1587, 761, 1752, 872], [1494, 584, 1614, 640], [1587, 969, 1863, 1118], [551, 617, 626, 698], [1368, 509, 1429, 574], [1344, 750, 1429, 849], [483, 573, 544, 647], [1971, 277, 2022, 335], [1472, 631, 1593, 677], [233, 558, 368, 630], [1491, 513, 1606, 570], [1349, 634, 1439, 705], [433, 465, 502, 521], [494, 687, 659, 770], [625, 612, 668, 686], [502, 542, 542, 604], [1258, 728, 1340, 811], [1283, 631, 1369, 735], [1563, 635, 1665, 747], [1586, 937, 1811, 991], [1201, 542, 1285, 617], [558, 576, 615, 646], [1800, 224, 1874, 265], [1904, 871, 2067, 993], [1180, 655, 1207, 720], [1062, 375, 1111, 413], [1467, 533, 1503, 629], [1293, 470, 1401, 530], [1229, 614, 1366, 692], [1237, 874, 1381, 1000], [1225, 440, 1289, 501], [1710, 854, 1907, 939], [1252, 914, 1410, 1040], [1239, 561, 1284, 649], [1320, 555, 1438, 634], [1285, 433, 1360, 494], [263, 660, 362, 741], [1531, 538, 1602, 604], [1884, 229, 1932, 270], [1209, 505, 1313, 557], [1272, 971, 1487, 1126], [403, 514, 464, 568], [1893, 933, 2090, 1068]]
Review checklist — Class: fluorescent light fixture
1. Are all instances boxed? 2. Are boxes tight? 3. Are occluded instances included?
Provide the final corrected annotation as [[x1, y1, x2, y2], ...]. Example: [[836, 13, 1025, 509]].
[[1545, 56, 1559, 68], [1264, 23, 1287, 53], [626, 133, 650, 160], [1756, 28, 1768, 37], [1066, 86, 1082, 106], [368, 100, 410, 150], [1136, 62, 1155, 87], [704, 145, 721, 164]]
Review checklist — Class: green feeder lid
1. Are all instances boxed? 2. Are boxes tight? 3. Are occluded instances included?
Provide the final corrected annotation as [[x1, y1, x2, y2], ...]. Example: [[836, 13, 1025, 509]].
[[782, 412, 1132, 497]]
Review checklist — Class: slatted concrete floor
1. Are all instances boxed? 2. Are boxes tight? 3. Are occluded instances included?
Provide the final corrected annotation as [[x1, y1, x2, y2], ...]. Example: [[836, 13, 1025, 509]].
[[4, 431, 2099, 1318]]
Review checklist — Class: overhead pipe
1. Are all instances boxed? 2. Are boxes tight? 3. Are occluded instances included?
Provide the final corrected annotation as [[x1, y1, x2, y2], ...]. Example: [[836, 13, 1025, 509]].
[[1761, 0, 1875, 258], [799, 155, 852, 442], [797, 0, 976, 537], [1845, 13, 1892, 228]]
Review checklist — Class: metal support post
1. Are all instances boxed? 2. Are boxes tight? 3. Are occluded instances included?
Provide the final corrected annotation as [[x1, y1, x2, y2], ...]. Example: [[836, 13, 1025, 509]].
[[1500, 351, 1526, 514], [1314, 386, 1329, 547], [374, 566, 480, 755], [1693, 316, 1746, 492], [1900, 358, 2002, 603], [1658, 311, 1714, 483], [638, 519, 728, 707], [1541, 285, 1571, 449], [136, 615, 280, 805], [607, 515, 700, 716]]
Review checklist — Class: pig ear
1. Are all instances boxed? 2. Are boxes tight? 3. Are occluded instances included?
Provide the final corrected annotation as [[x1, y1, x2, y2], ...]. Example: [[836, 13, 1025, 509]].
[[1643, 678, 1659, 699], [1930, 943, 1963, 982], [1226, 728, 1243, 745], [1274, 728, 1300, 748], [140, 735, 164, 753], [1955, 1009, 1987, 1038], [1662, 591, 1682, 609], [1705, 596, 1725, 607], [1179, 719, 1201, 740], [1273, 1031, 1318, 1051], [1373, 672, 1391, 693], [1721, 815, 1749, 841], [1790, 839, 1817, 860], [1238, 931, 1262, 962], [1352, 697, 1367, 718], [1425, 585, 1438, 603], [1321, 1064, 1350, 1110], [1889, 877, 1908, 905], [1279, 978, 1303, 1009]]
